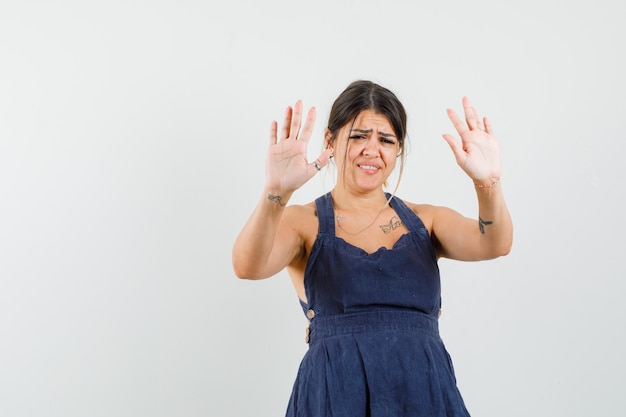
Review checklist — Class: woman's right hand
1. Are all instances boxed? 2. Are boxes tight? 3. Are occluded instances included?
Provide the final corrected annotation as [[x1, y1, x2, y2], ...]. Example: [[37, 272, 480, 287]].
[[265, 100, 333, 194]]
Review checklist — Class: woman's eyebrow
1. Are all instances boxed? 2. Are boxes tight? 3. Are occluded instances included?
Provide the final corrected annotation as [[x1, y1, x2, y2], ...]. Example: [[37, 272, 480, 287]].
[[350, 128, 396, 138]]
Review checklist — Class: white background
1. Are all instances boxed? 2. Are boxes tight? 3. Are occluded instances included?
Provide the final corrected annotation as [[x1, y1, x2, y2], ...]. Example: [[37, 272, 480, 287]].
[[1, 1, 624, 416]]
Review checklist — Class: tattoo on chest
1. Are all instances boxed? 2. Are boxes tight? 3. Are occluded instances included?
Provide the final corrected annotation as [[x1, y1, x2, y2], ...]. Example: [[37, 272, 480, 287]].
[[380, 216, 403, 234]]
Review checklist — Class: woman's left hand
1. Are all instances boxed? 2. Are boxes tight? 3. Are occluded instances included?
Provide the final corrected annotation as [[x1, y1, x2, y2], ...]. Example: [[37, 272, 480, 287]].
[[442, 97, 501, 185]]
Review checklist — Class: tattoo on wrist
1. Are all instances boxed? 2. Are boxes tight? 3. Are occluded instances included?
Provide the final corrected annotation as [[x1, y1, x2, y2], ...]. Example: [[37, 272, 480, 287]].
[[380, 216, 403, 234], [267, 193, 286, 207], [478, 217, 493, 234]]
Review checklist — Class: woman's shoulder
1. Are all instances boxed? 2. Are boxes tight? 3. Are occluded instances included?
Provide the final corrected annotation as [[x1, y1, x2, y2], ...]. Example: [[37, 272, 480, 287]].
[[401, 199, 466, 230], [283, 201, 318, 231], [284, 200, 317, 216], [395, 199, 450, 231], [283, 201, 320, 253], [396, 198, 438, 215]]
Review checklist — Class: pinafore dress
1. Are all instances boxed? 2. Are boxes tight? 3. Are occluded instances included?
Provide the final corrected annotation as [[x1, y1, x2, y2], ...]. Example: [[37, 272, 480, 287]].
[[285, 192, 471, 417]]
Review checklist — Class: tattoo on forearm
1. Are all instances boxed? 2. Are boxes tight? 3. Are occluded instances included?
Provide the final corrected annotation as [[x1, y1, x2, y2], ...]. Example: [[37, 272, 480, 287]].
[[380, 216, 403, 234], [478, 217, 493, 234], [267, 193, 286, 207]]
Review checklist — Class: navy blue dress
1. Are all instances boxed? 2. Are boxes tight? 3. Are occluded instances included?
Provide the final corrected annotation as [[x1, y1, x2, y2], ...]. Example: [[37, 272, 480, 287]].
[[285, 192, 471, 417]]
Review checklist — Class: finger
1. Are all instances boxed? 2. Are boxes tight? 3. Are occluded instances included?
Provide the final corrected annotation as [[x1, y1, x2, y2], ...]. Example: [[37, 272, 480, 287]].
[[298, 106, 316, 144], [269, 120, 278, 145], [442, 133, 466, 166], [463, 96, 478, 130], [474, 106, 485, 131], [308, 148, 334, 175], [484, 116, 493, 134], [476, 115, 485, 131], [309, 159, 323, 173], [289, 100, 303, 140], [446, 108, 469, 136], [279, 106, 293, 141], [317, 148, 334, 166]]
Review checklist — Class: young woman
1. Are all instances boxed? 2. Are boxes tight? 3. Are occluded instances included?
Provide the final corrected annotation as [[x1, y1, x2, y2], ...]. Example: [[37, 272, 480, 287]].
[[232, 80, 513, 416]]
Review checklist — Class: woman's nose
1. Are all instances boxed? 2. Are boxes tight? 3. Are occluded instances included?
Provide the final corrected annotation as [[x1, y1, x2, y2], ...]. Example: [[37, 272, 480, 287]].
[[363, 137, 379, 156]]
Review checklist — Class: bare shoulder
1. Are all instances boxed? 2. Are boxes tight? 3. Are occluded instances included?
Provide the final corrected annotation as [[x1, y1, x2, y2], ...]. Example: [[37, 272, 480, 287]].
[[401, 201, 460, 233], [283, 201, 317, 222], [402, 201, 437, 231], [282, 201, 319, 249]]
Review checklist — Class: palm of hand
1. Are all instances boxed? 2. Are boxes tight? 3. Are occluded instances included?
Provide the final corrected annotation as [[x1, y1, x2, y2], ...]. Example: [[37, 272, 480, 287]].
[[264, 100, 332, 194], [266, 136, 312, 191], [443, 97, 502, 183], [455, 129, 501, 181]]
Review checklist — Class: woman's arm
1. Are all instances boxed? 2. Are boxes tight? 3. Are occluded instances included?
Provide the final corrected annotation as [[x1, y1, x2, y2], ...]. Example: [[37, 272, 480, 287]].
[[433, 96, 513, 261], [431, 184, 513, 261], [232, 190, 302, 279], [231, 101, 332, 279]]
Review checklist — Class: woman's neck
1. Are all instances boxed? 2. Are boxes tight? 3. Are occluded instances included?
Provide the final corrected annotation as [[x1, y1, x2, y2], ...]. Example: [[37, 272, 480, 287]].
[[330, 187, 389, 212]]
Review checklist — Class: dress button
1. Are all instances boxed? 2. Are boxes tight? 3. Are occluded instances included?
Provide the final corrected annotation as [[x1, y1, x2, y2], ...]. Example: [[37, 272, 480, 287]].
[[438, 309, 443, 318], [306, 309, 316, 319]]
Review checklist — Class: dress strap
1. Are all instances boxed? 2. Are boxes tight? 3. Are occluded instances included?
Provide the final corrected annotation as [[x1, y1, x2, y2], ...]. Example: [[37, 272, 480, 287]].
[[314, 192, 336, 236], [386, 193, 427, 232]]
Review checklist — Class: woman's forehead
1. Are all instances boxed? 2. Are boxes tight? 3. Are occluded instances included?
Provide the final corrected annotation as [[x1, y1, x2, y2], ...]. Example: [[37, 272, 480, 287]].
[[349, 110, 394, 131]]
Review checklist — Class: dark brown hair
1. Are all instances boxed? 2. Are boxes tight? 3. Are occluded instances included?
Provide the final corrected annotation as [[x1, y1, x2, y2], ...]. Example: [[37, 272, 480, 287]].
[[327, 80, 407, 149], [327, 80, 408, 190]]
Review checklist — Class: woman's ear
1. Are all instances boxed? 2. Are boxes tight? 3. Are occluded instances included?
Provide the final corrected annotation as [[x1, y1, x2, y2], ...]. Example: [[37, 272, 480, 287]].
[[324, 129, 334, 157], [324, 129, 333, 148]]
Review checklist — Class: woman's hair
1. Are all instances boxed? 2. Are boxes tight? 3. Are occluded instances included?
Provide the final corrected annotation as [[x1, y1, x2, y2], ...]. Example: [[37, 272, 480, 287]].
[[327, 80, 408, 192]]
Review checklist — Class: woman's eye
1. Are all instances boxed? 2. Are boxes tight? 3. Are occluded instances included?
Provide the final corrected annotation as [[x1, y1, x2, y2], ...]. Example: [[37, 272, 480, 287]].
[[381, 138, 396, 145], [349, 135, 366, 140]]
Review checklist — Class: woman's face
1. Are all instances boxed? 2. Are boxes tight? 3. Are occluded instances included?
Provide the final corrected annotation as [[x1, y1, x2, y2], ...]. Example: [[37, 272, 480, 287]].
[[330, 109, 400, 192]]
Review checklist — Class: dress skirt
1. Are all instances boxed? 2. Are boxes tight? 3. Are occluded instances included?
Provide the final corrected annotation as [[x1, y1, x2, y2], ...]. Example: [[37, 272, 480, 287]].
[[285, 309, 470, 417]]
